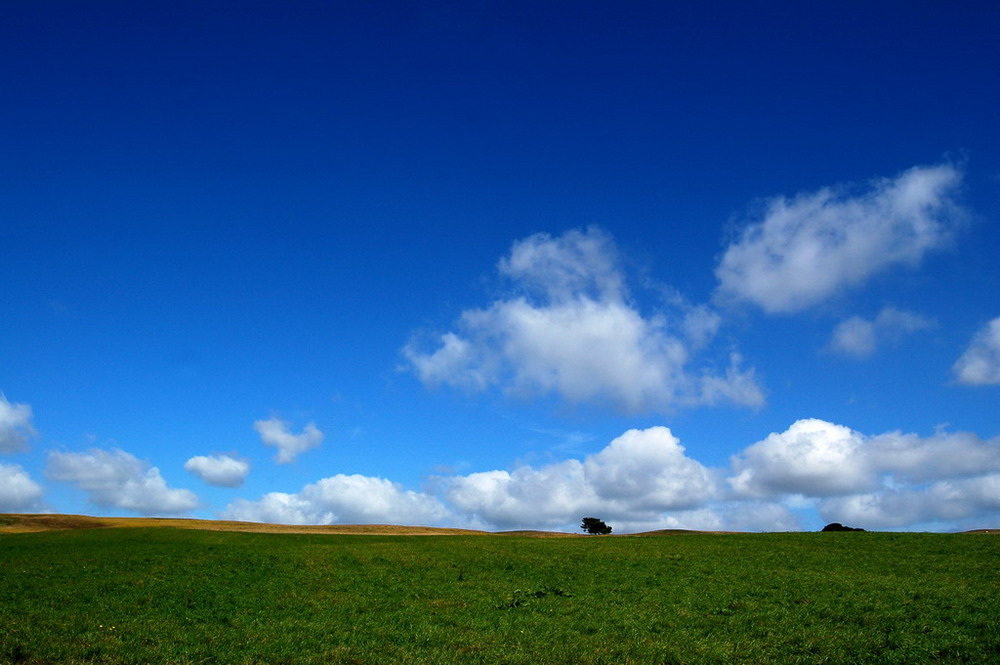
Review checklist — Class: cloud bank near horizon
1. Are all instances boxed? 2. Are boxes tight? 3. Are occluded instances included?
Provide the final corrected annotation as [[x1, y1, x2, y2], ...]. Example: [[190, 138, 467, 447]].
[[221, 419, 1000, 533], [3, 406, 997, 531]]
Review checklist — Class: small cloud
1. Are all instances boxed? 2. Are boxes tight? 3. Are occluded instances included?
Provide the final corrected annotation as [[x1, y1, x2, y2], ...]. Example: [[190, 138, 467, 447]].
[[829, 307, 933, 357], [715, 163, 965, 313], [0, 394, 37, 454], [0, 462, 45, 512], [46, 448, 198, 515], [953, 317, 1000, 385], [184, 454, 250, 488], [254, 417, 324, 464]]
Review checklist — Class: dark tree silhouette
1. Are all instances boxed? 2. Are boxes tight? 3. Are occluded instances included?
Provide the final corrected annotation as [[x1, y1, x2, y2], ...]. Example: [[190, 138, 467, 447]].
[[821, 522, 865, 532], [581, 517, 612, 535]]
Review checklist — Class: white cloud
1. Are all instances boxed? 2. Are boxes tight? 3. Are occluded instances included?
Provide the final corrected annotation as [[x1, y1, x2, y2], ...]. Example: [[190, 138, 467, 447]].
[[405, 228, 763, 412], [0, 462, 45, 512], [184, 454, 250, 487], [218, 420, 999, 533], [444, 426, 719, 530], [223, 474, 451, 526], [46, 448, 198, 515], [715, 164, 965, 313], [953, 317, 1000, 385], [583, 427, 716, 511], [721, 502, 801, 532], [255, 417, 324, 463], [0, 394, 37, 454], [225, 426, 720, 532], [728, 419, 1000, 529], [443, 462, 595, 530], [607, 509, 727, 534], [820, 474, 1000, 529], [500, 225, 625, 302], [866, 429, 1000, 484], [729, 419, 876, 498], [829, 307, 933, 357], [729, 420, 1000, 500]]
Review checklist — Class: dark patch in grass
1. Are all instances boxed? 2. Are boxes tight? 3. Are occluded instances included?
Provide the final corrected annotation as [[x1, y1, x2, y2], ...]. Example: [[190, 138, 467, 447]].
[[500, 585, 573, 608]]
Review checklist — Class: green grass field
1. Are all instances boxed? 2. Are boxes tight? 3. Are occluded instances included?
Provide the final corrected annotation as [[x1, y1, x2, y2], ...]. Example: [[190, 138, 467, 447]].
[[1, 525, 998, 664]]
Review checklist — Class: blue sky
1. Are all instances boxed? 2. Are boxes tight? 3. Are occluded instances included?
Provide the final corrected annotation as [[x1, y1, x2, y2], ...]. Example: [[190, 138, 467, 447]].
[[2, 1, 999, 532]]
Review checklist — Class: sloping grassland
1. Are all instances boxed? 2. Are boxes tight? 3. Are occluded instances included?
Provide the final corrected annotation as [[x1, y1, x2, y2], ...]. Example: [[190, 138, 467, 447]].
[[1, 518, 997, 664]]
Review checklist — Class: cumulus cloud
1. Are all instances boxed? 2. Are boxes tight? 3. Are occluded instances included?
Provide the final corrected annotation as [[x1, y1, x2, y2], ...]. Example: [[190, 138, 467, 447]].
[[223, 474, 451, 526], [715, 164, 965, 313], [820, 474, 1000, 529], [255, 417, 324, 463], [953, 317, 1000, 385], [729, 419, 876, 498], [722, 502, 801, 532], [583, 427, 716, 511], [443, 426, 719, 530], [728, 419, 1000, 529], [866, 429, 1000, 484], [0, 394, 37, 454], [405, 227, 763, 412], [224, 426, 722, 532], [46, 448, 198, 515], [219, 420, 999, 532], [0, 462, 45, 512], [829, 307, 933, 357], [184, 454, 249, 487]]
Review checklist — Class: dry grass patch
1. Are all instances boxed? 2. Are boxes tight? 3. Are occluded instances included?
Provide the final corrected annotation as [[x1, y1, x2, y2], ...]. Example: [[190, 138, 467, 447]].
[[0, 513, 560, 536]]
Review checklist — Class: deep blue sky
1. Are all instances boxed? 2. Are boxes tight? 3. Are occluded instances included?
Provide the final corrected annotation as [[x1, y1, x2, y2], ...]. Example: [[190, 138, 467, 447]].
[[2, 1, 998, 532]]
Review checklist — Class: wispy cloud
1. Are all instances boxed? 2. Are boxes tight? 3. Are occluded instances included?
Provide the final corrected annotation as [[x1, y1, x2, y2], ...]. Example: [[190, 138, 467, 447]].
[[46, 448, 198, 515], [255, 417, 324, 463], [828, 307, 933, 357], [404, 227, 763, 413], [715, 164, 965, 313], [953, 316, 1000, 385]]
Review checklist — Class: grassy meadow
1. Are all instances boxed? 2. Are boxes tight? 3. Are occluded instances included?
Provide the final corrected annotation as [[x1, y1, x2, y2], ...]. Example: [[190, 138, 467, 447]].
[[0, 516, 997, 664]]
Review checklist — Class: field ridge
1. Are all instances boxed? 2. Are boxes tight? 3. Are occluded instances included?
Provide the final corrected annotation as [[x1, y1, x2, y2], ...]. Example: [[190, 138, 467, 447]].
[[2, 513, 996, 536]]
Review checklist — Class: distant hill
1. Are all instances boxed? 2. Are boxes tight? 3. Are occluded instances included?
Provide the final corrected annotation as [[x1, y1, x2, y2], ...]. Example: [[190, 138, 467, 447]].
[[0, 513, 492, 536], [1, 513, 590, 537], [3, 514, 994, 536]]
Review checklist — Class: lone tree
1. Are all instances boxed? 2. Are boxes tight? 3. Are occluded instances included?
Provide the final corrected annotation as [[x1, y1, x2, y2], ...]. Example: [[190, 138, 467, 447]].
[[821, 522, 865, 532], [581, 517, 612, 535]]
